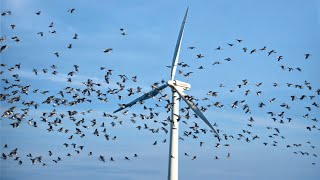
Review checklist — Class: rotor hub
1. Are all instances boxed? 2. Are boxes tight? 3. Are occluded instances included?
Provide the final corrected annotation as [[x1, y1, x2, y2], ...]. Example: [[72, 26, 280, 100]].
[[168, 80, 191, 90]]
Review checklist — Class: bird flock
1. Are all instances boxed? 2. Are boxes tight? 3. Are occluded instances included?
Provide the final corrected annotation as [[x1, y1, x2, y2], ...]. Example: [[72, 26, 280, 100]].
[[0, 5, 319, 174]]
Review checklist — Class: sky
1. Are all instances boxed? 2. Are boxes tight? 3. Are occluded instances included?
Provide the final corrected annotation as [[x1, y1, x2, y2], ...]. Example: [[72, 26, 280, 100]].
[[1, 0, 320, 180]]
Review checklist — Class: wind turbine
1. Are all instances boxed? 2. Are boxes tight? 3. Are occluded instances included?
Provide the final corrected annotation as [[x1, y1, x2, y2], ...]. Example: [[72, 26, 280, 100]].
[[114, 7, 221, 180]]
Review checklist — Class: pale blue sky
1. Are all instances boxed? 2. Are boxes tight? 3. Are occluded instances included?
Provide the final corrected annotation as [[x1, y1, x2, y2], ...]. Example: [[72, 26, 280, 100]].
[[1, 0, 320, 180]]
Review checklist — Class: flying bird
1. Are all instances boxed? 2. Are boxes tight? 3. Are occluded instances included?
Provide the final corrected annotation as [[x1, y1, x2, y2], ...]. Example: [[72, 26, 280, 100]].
[[268, 50, 276, 56], [68, 8, 76, 13], [250, 49, 256, 54], [54, 52, 60, 57], [277, 56, 283, 61], [0, 45, 8, 53], [305, 53, 310, 59], [196, 54, 204, 58], [37, 32, 44, 37], [73, 33, 78, 39], [260, 46, 267, 51], [120, 29, 127, 36], [103, 48, 113, 53]]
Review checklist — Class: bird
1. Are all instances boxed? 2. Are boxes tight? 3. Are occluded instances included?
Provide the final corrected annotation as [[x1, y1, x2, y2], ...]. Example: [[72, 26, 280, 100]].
[[153, 141, 157, 145], [242, 47, 248, 52], [183, 72, 193, 77], [120, 28, 127, 35], [277, 56, 283, 61], [0, 45, 8, 53], [268, 50, 276, 56], [1, 11, 12, 16], [305, 53, 310, 59], [0, 36, 6, 43], [224, 57, 232, 61], [49, 22, 54, 28], [11, 36, 20, 42], [260, 46, 267, 51], [196, 54, 204, 58], [73, 33, 78, 39], [200, 142, 204, 147], [37, 32, 44, 37], [68, 8, 76, 13], [250, 49, 256, 54], [99, 155, 105, 162], [103, 48, 113, 53], [54, 52, 60, 57]]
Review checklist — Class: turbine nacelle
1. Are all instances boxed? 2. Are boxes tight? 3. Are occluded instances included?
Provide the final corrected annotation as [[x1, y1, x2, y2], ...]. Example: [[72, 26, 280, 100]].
[[167, 80, 191, 91]]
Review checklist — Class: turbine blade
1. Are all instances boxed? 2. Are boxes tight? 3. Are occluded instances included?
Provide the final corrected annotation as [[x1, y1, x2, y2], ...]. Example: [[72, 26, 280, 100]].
[[170, 7, 189, 80], [172, 86, 221, 141], [113, 84, 168, 113]]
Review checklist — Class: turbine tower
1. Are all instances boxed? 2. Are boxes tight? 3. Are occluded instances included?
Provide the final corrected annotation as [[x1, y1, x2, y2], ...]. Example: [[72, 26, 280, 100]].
[[114, 7, 221, 180]]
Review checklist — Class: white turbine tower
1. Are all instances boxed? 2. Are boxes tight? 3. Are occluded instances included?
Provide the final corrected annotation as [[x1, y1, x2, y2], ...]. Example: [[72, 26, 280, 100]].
[[114, 7, 221, 180]]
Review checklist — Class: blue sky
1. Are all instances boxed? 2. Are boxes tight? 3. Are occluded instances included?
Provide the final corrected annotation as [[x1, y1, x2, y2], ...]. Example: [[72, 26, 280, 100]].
[[1, 0, 320, 180]]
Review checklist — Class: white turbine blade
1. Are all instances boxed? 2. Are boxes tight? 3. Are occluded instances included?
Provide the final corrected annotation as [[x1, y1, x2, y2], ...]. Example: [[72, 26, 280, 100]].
[[172, 86, 221, 141], [113, 84, 168, 113], [170, 7, 189, 80]]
